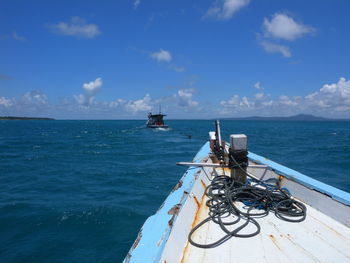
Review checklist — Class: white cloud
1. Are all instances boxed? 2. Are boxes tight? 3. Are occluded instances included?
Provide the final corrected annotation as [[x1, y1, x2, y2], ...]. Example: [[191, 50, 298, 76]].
[[12, 32, 26, 41], [258, 13, 314, 58], [220, 94, 239, 107], [0, 96, 13, 107], [50, 17, 101, 38], [278, 95, 299, 106], [219, 77, 350, 117], [305, 77, 350, 111], [68, 77, 349, 117], [74, 94, 95, 107], [254, 81, 263, 90], [263, 13, 314, 41], [220, 94, 251, 109], [206, 0, 250, 20], [134, 0, 141, 9], [0, 91, 51, 116], [83, 77, 102, 94], [109, 99, 125, 108], [3, 78, 349, 119], [151, 49, 172, 62], [255, 92, 265, 100], [2, 90, 50, 115], [22, 90, 48, 105], [74, 77, 103, 107], [177, 89, 199, 107], [126, 94, 153, 113], [220, 92, 303, 116], [259, 41, 291, 57]]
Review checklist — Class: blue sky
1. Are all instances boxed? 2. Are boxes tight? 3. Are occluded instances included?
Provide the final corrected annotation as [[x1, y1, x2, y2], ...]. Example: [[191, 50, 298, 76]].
[[1, 0, 350, 119]]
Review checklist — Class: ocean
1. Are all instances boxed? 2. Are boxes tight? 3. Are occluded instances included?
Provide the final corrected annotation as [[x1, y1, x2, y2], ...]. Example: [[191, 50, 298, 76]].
[[1, 120, 350, 263]]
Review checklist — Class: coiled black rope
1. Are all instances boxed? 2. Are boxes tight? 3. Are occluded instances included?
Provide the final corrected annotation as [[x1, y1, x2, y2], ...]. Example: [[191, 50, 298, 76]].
[[188, 173, 307, 248]]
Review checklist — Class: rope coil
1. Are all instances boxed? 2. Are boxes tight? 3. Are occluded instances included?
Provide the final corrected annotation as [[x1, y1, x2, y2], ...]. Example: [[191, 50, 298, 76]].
[[188, 174, 307, 248]]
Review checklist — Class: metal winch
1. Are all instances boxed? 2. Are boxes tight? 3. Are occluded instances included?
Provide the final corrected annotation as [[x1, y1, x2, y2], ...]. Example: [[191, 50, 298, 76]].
[[228, 134, 248, 183], [209, 120, 248, 183], [178, 120, 249, 184]]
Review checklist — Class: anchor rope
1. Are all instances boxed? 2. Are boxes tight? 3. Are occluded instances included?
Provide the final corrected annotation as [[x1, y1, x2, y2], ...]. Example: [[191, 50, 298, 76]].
[[188, 160, 307, 249]]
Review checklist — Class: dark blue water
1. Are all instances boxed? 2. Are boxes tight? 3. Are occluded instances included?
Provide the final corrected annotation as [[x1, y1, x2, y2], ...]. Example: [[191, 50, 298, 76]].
[[1, 120, 350, 263]]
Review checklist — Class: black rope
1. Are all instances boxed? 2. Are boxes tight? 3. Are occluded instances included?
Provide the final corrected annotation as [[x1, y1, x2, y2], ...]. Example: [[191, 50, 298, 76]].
[[188, 171, 307, 248]]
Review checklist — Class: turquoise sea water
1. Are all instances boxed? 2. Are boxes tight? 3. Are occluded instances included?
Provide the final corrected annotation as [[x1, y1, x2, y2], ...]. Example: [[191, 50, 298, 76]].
[[1, 120, 350, 263]]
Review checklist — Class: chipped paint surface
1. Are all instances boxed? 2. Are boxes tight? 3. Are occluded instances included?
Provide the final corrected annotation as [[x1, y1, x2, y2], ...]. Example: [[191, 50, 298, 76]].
[[168, 204, 182, 227], [124, 141, 350, 262], [132, 232, 142, 249], [182, 195, 350, 263], [168, 204, 181, 215], [123, 142, 210, 263], [180, 190, 208, 263], [172, 180, 183, 192]]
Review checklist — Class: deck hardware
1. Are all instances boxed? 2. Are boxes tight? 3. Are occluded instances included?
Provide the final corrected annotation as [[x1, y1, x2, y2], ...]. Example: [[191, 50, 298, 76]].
[[229, 134, 248, 184], [176, 162, 267, 169], [176, 162, 258, 179], [188, 173, 307, 249], [176, 162, 223, 167], [212, 120, 225, 164], [179, 121, 307, 250]]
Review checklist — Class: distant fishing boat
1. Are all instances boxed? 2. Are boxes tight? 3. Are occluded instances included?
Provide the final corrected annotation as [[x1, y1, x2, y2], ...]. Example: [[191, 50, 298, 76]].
[[146, 109, 169, 129], [124, 121, 350, 263]]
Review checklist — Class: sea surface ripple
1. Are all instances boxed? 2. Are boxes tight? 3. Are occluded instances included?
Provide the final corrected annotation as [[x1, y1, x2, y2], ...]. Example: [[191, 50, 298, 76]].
[[1, 120, 350, 262]]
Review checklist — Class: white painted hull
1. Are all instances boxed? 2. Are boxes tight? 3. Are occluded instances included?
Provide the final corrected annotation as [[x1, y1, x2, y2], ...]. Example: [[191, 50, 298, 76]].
[[124, 142, 350, 263]]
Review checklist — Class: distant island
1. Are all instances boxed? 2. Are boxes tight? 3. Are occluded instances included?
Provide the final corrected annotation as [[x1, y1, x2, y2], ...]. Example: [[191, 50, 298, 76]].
[[221, 114, 349, 121], [0, 116, 54, 120]]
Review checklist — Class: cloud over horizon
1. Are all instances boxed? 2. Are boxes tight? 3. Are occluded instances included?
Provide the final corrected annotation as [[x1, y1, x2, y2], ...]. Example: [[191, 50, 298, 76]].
[[2, 77, 350, 119], [176, 89, 199, 108], [125, 94, 153, 113], [219, 77, 350, 117], [74, 77, 103, 107], [0, 96, 14, 108], [22, 90, 48, 106], [0, 90, 50, 117]]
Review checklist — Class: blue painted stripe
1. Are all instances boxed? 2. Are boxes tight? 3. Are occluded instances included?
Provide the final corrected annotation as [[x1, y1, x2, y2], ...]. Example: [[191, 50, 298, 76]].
[[124, 142, 210, 263], [125, 142, 350, 263], [248, 152, 350, 206]]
